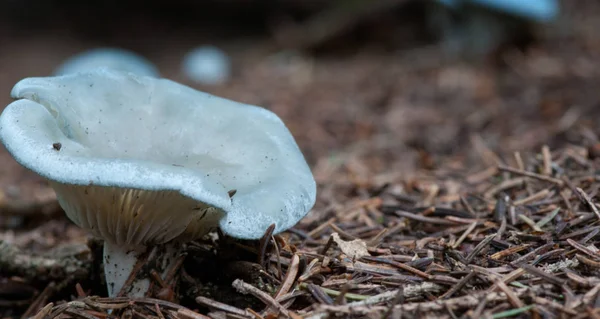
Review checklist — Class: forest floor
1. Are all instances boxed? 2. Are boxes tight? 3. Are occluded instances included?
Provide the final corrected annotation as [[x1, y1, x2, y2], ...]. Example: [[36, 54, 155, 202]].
[[2, 1, 600, 318]]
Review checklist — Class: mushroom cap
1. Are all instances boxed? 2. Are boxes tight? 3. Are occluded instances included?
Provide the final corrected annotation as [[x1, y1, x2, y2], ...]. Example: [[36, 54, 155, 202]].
[[54, 48, 159, 77], [437, 0, 559, 22], [182, 46, 231, 85], [0, 69, 316, 241]]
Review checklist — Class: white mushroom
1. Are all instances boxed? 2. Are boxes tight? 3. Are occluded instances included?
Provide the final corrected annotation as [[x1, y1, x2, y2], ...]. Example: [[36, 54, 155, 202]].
[[54, 48, 159, 77], [0, 69, 316, 297], [437, 0, 559, 22], [181, 46, 231, 85], [430, 0, 559, 57]]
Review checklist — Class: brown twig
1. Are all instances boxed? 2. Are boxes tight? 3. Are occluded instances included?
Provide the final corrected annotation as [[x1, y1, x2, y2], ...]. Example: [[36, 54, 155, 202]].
[[232, 279, 290, 317], [497, 165, 564, 186]]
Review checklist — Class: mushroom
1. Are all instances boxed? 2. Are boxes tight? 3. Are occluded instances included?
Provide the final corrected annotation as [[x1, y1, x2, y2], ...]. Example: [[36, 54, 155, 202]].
[[430, 0, 559, 57], [181, 46, 231, 85], [54, 48, 159, 77], [437, 0, 559, 22], [0, 68, 316, 297]]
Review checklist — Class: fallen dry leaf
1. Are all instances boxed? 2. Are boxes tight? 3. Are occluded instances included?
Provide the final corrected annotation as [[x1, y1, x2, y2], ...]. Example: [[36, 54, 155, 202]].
[[332, 232, 370, 259]]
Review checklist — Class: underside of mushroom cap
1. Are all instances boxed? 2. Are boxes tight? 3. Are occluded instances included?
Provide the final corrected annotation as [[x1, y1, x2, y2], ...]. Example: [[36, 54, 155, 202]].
[[52, 182, 224, 246], [0, 69, 316, 240]]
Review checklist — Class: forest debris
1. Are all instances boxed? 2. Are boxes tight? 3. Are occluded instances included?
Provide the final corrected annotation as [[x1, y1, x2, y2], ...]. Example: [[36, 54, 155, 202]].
[[195, 297, 251, 317], [6, 3, 600, 317], [497, 165, 564, 186], [331, 232, 370, 259], [232, 279, 289, 317], [0, 240, 90, 281]]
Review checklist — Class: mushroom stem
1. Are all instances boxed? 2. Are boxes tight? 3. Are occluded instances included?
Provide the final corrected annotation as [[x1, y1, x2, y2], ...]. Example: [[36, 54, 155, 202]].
[[103, 241, 181, 297], [103, 242, 147, 297]]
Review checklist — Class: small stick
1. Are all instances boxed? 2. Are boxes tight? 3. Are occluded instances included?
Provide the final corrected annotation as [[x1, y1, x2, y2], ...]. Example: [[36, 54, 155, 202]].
[[22, 282, 56, 319], [576, 187, 600, 221], [484, 178, 527, 199], [328, 222, 357, 240], [362, 257, 431, 280], [514, 151, 525, 171], [150, 269, 169, 289], [63, 309, 98, 319], [31, 303, 53, 319], [155, 304, 166, 319], [519, 215, 542, 232], [367, 228, 388, 246], [176, 308, 212, 319], [497, 165, 563, 186], [519, 263, 565, 286], [577, 254, 600, 268], [131, 297, 187, 309], [75, 283, 87, 298], [246, 308, 265, 319], [542, 145, 552, 176], [164, 252, 187, 285], [513, 189, 550, 206], [307, 217, 335, 238], [232, 279, 290, 317], [451, 222, 477, 249], [334, 284, 351, 305], [312, 286, 523, 315], [320, 235, 335, 255], [567, 239, 600, 260], [395, 210, 458, 225], [307, 284, 334, 305], [465, 235, 495, 264], [492, 278, 524, 308], [439, 270, 475, 299], [195, 296, 250, 317], [460, 195, 477, 217]]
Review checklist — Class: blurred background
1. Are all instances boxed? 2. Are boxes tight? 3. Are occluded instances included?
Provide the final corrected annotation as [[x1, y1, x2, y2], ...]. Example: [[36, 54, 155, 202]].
[[1, 0, 597, 206], [1, 0, 600, 313]]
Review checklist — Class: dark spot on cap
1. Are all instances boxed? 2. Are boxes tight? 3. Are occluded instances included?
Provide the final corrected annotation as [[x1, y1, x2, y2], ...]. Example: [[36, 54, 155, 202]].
[[52, 142, 62, 151], [228, 189, 237, 198]]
